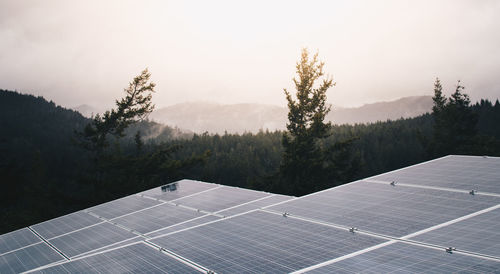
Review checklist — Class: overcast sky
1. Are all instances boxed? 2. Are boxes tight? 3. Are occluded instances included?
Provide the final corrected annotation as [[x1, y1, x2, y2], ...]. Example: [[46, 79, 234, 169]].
[[1, 0, 499, 109]]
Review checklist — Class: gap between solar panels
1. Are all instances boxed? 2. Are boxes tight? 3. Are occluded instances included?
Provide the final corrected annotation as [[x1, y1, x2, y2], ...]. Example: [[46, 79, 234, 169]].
[[27, 227, 70, 261]]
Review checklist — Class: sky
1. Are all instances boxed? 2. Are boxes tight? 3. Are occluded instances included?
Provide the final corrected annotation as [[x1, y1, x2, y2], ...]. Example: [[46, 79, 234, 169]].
[[1, 0, 500, 109]]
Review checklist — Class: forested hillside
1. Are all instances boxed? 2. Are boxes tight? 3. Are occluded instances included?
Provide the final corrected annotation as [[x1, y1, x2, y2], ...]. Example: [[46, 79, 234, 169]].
[[1, 89, 499, 233]]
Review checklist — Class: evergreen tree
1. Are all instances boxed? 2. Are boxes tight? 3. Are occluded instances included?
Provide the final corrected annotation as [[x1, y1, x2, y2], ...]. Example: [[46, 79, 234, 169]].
[[77, 68, 155, 153], [278, 49, 352, 195]]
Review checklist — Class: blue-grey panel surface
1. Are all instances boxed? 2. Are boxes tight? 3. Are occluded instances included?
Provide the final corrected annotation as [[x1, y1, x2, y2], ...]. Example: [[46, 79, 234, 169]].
[[174, 186, 271, 212], [152, 210, 385, 273], [140, 179, 218, 201], [113, 203, 205, 234], [34, 243, 199, 274], [411, 207, 500, 258], [308, 242, 500, 273], [0, 242, 65, 274], [0, 228, 40, 254], [71, 236, 143, 259], [268, 181, 500, 237], [370, 155, 500, 194], [216, 194, 294, 217], [49, 222, 136, 258], [88, 195, 162, 220], [32, 211, 102, 239], [146, 215, 221, 238]]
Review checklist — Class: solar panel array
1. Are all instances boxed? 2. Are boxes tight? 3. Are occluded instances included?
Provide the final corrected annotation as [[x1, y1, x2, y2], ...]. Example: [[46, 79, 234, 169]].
[[1, 155, 499, 273]]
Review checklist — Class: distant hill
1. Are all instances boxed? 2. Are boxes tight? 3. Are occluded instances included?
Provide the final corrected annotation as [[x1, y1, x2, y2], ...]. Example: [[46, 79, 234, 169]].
[[150, 96, 433, 134], [73, 104, 105, 118]]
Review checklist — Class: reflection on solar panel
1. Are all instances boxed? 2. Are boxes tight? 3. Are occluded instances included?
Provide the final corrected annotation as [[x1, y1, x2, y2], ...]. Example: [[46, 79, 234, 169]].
[[1, 155, 499, 273]]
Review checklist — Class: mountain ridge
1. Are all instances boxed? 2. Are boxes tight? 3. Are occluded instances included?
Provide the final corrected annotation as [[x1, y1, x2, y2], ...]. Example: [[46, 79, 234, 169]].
[[147, 96, 433, 134]]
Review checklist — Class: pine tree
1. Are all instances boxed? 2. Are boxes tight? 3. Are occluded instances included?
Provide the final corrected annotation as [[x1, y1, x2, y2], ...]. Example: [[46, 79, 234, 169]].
[[279, 48, 350, 195], [77, 68, 155, 153]]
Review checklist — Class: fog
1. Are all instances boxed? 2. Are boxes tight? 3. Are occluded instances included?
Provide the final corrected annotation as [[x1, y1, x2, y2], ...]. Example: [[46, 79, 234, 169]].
[[1, 0, 499, 110]]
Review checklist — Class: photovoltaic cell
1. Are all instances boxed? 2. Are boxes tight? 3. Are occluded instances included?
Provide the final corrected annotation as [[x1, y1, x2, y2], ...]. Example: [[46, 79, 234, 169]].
[[411, 207, 500, 258], [71, 237, 143, 259], [152, 210, 385, 273], [139, 179, 219, 201], [146, 215, 221, 238], [0, 228, 40, 254], [112, 203, 206, 234], [48, 222, 137, 258], [88, 195, 162, 220], [31, 211, 102, 239], [0, 242, 65, 274], [174, 186, 271, 213], [216, 194, 294, 217], [34, 243, 199, 274], [370, 155, 500, 194], [268, 181, 500, 237], [307, 242, 500, 273]]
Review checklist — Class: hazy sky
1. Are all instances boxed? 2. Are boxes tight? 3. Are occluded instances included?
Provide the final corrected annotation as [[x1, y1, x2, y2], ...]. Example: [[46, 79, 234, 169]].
[[1, 0, 499, 109]]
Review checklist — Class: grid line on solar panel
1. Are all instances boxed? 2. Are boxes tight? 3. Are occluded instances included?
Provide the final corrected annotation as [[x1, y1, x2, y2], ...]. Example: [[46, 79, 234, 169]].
[[111, 203, 207, 235], [151, 210, 386, 273], [368, 155, 500, 194], [87, 195, 163, 220], [215, 194, 295, 217], [145, 214, 222, 238], [410, 206, 500, 259], [268, 180, 500, 238], [47, 222, 137, 258], [0, 242, 66, 274], [70, 236, 144, 259], [170, 185, 272, 213], [302, 242, 500, 274], [0, 228, 41, 255], [31, 211, 103, 240], [28, 242, 202, 274]]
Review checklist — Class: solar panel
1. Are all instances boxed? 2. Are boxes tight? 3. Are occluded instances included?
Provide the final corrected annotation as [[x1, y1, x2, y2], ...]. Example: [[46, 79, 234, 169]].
[[32, 243, 200, 274], [411, 207, 500, 258], [1, 155, 499, 273], [304, 242, 500, 273], [112, 203, 206, 234], [145, 214, 221, 238], [0, 242, 65, 274], [87, 195, 162, 220], [268, 180, 500, 237], [370, 155, 500, 194], [31, 211, 102, 240], [48, 222, 137, 258], [172, 185, 271, 213], [216, 194, 294, 217], [151, 210, 386, 273], [139, 179, 219, 201], [0, 228, 40, 254]]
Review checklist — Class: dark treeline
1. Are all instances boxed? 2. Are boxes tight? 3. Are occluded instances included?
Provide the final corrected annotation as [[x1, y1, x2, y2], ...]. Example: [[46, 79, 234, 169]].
[[1, 88, 500, 233]]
